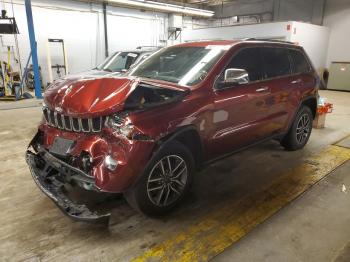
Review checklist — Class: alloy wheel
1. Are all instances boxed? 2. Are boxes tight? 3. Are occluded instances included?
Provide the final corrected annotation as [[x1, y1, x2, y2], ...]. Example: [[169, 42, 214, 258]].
[[147, 155, 188, 207], [296, 113, 310, 144]]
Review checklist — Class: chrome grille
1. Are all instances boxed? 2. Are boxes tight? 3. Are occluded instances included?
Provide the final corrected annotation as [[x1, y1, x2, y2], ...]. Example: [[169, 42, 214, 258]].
[[43, 107, 103, 133]]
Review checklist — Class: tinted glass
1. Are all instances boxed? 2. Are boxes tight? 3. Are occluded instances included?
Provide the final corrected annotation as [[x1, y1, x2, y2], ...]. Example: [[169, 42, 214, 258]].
[[226, 47, 263, 82], [261, 48, 291, 78], [289, 49, 311, 74]]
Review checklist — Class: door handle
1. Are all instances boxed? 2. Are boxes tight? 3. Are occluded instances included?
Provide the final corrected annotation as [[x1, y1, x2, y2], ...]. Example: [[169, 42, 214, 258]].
[[291, 79, 302, 84], [255, 86, 270, 92]]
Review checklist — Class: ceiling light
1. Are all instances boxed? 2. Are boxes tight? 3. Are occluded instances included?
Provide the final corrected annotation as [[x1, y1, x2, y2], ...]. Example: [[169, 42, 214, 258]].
[[107, 0, 214, 17]]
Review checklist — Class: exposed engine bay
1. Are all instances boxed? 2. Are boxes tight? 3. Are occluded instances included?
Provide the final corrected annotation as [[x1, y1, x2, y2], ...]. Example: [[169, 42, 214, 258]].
[[124, 83, 187, 110]]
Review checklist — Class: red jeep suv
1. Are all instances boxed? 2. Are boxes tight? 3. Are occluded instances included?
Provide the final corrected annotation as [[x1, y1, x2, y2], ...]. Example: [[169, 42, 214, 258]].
[[26, 40, 318, 222]]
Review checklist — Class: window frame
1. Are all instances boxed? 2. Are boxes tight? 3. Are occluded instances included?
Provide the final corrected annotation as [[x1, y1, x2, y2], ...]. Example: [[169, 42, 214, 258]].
[[214, 46, 264, 90], [260, 46, 292, 79], [214, 44, 314, 91], [288, 48, 312, 75]]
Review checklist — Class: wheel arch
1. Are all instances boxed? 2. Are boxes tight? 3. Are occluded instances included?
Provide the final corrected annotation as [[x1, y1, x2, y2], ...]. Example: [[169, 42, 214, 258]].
[[157, 125, 203, 169], [301, 96, 317, 119]]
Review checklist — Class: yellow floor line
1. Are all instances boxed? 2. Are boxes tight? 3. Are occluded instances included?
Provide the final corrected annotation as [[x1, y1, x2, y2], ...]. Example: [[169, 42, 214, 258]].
[[132, 145, 350, 262]]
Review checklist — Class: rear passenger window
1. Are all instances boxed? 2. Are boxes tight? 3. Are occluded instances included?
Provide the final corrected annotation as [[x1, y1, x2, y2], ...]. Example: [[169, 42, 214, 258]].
[[261, 48, 291, 78], [289, 49, 311, 74], [226, 47, 263, 82]]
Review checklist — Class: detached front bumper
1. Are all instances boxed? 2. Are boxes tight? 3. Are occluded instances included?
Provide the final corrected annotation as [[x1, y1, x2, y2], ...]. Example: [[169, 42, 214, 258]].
[[26, 136, 110, 223]]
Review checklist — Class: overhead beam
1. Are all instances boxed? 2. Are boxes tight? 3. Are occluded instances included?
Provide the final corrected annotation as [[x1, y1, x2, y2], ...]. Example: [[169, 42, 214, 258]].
[[76, 0, 214, 17]]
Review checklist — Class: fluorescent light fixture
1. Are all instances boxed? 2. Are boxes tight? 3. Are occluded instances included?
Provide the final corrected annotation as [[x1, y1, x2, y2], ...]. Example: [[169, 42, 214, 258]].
[[108, 0, 214, 17]]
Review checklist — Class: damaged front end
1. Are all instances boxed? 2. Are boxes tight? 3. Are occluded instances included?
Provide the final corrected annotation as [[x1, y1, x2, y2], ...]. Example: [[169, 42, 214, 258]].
[[25, 77, 189, 223], [26, 132, 111, 223]]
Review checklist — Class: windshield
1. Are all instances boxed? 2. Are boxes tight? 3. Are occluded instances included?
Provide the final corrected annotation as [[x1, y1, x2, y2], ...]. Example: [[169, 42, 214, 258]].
[[97, 52, 140, 72], [130, 46, 227, 86]]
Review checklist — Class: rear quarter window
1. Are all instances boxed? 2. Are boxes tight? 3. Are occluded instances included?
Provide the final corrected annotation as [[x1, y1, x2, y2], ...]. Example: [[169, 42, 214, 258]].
[[289, 49, 312, 74]]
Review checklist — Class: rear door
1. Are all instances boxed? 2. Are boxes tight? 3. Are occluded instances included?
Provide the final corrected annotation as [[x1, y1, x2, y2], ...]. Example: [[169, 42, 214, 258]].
[[208, 47, 272, 158], [260, 47, 294, 134], [287, 48, 317, 123], [288, 48, 315, 91]]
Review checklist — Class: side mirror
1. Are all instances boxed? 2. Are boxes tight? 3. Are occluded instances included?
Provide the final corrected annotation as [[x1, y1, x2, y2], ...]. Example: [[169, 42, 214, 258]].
[[224, 68, 249, 85]]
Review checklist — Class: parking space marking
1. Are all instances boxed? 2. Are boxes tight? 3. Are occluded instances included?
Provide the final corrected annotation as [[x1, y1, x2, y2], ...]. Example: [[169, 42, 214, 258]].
[[132, 144, 350, 262], [336, 135, 350, 149]]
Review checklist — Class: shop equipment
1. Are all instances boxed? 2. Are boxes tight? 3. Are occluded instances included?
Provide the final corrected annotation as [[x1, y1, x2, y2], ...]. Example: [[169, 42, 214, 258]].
[[46, 38, 69, 85]]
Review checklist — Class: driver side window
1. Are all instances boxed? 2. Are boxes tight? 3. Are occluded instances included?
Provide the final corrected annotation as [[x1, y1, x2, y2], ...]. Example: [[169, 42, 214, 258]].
[[217, 47, 263, 89]]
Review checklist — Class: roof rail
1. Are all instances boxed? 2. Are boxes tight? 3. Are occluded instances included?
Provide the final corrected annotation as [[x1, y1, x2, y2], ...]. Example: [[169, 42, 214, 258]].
[[184, 38, 224, 43], [243, 38, 294, 44], [136, 46, 162, 50]]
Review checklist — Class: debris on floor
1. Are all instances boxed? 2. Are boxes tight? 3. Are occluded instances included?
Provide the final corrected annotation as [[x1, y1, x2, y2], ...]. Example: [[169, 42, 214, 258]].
[[342, 184, 347, 194], [313, 97, 333, 129]]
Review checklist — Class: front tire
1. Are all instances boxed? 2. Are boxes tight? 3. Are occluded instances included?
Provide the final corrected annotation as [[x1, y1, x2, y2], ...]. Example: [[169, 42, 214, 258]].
[[124, 141, 194, 216], [281, 106, 313, 151]]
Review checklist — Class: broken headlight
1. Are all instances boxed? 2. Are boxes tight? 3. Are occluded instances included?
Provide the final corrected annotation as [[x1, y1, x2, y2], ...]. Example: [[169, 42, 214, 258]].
[[105, 114, 153, 141], [105, 114, 134, 138]]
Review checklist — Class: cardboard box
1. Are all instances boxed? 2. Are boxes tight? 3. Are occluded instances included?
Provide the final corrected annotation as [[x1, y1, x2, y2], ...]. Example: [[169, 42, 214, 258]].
[[313, 113, 326, 129]]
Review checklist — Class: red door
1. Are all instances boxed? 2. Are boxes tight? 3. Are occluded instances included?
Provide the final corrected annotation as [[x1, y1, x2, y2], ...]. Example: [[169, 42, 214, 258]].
[[208, 82, 272, 158], [207, 47, 271, 159], [260, 76, 293, 134], [259, 47, 295, 135]]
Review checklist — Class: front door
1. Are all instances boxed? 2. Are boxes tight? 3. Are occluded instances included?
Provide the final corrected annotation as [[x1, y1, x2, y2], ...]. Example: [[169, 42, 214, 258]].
[[207, 47, 272, 159]]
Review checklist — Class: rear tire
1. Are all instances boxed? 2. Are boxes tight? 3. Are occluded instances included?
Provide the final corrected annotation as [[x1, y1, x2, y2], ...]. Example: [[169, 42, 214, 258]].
[[124, 141, 194, 216], [281, 106, 313, 151]]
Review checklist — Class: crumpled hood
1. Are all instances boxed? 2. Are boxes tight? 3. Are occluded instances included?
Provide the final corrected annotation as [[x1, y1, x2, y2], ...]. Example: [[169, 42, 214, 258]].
[[44, 76, 188, 117]]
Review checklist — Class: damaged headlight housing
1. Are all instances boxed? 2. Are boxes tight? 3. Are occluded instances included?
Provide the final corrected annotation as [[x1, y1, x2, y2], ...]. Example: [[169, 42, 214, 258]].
[[105, 114, 134, 138], [105, 114, 153, 141]]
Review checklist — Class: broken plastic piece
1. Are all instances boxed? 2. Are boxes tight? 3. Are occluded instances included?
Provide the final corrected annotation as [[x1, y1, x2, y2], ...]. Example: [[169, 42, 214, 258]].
[[26, 150, 110, 223]]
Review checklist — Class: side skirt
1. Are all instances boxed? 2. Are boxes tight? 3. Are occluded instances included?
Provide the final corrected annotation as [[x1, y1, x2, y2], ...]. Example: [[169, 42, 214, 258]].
[[200, 133, 286, 168]]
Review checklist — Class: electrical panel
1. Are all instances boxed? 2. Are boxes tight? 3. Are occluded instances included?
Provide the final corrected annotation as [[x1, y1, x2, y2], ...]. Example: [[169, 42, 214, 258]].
[[169, 14, 183, 29], [328, 62, 350, 91]]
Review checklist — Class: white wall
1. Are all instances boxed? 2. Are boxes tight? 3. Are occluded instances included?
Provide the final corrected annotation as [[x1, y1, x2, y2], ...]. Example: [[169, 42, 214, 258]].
[[289, 21, 330, 70], [212, 0, 326, 25], [323, 0, 350, 67], [1, 0, 167, 85], [1, 0, 337, 86], [183, 22, 291, 41], [183, 21, 329, 70], [106, 8, 167, 53]]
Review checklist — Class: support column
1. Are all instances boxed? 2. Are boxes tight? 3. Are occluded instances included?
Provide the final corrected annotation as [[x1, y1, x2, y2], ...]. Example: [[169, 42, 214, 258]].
[[25, 0, 42, 98], [103, 2, 109, 58]]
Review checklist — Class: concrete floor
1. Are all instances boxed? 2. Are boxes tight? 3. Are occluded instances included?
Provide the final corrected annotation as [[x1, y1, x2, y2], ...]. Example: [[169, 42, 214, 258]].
[[214, 159, 350, 262], [0, 90, 350, 261]]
